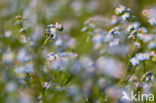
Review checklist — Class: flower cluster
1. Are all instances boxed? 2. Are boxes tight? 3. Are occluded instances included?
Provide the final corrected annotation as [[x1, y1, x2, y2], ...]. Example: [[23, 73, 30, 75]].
[[148, 18, 156, 26], [45, 22, 63, 39], [115, 5, 133, 21], [142, 72, 155, 82], [142, 8, 156, 27], [15, 15, 31, 33], [130, 53, 150, 66]]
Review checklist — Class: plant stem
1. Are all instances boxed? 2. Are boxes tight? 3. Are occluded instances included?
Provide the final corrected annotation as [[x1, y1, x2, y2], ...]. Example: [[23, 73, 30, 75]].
[[40, 36, 51, 50]]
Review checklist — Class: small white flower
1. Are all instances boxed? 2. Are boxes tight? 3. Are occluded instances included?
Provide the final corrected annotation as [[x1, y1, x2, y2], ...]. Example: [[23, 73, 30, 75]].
[[133, 22, 140, 29], [137, 33, 147, 40], [92, 34, 104, 43], [46, 52, 60, 62], [138, 27, 148, 33], [136, 53, 150, 61], [115, 5, 126, 15], [134, 42, 141, 48], [130, 57, 139, 66], [128, 34, 135, 39], [121, 13, 130, 21], [109, 27, 120, 35], [55, 39, 63, 46], [148, 18, 156, 26], [50, 28, 57, 35], [143, 53, 150, 60], [127, 25, 134, 32]]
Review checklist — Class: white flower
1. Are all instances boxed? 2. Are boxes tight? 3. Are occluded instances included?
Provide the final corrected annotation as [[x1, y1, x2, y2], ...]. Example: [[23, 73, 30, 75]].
[[134, 42, 141, 48], [109, 27, 120, 35], [50, 28, 57, 35], [127, 25, 134, 32], [46, 52, 59, 62], [121, 13, 130, 21], [115, 5, 126, 15], [138, 27, 148, 33], [135, 53, 150, 61], [137, 33, 146, 40], [130, 57, 139, 66], [148, 18, 156, 26], [92, 34, 104, 43], [133, 22, 140, 29], [55, 39, 63, 46]]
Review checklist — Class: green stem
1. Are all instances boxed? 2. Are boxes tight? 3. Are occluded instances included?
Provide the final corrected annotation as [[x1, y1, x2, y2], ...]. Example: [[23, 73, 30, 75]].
[[25, 34, 31, 50], [40, 36, 51, 50]]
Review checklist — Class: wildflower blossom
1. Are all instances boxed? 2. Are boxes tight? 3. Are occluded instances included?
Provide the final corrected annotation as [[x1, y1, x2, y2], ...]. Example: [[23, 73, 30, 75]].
[[46, 52, 60, 62], [138, 27, 148, 33], [128, 34, 135, 39], [142, 72, 155, 82], [55, 22, 63, 31], [148, 42, 156, 49], [142, 9, 150, 17], [121, 13, 130, 21], [130, 57, 139, 66], [133, 22, 140, 29], [45, 23, 63, 39], [5, 30, 12, 38], [3, 49, 14, 63], [108, 27, 120, 35], [134, 42, 141, 48], [115, 5, 126, 15], [137, 33, 146, 40], [17, 49, 31, 62], [127, 25, 134, 32], [148, 18, 156, 26], [55, 39, 63, 46], [136, 53, 150, 61], [92, 34, 105, 43]]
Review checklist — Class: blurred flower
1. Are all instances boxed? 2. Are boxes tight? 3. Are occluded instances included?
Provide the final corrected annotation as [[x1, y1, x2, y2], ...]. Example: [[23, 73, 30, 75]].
[[6, 82, 17, 92], [137, 33, 146, 40], [108, 27, 120, 35], [92, 33, 105, 43], [3, 49, 14, 63], [127, 24, 134, 32], [148, 18, 156, 26], [80, 56, 95, 73], [45, 23, 63, 39], [130, 57, 139, 66], [138, 27, 148, 33], [134, 42, 141, 48], [133, 22, 140, 29], [46, 52, 60, 62], [109, 38, 120, 47], [115, 5, 126, 15], [148, 42, 156, 49], [17, 49, 31, 62], [136, 53, 150, 61], [4, 30, 12, 38], [96, 57, 124, 79], [121, 13, 130, 21], [55, 39, 63, 46], [142, 72, 155, 82]]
